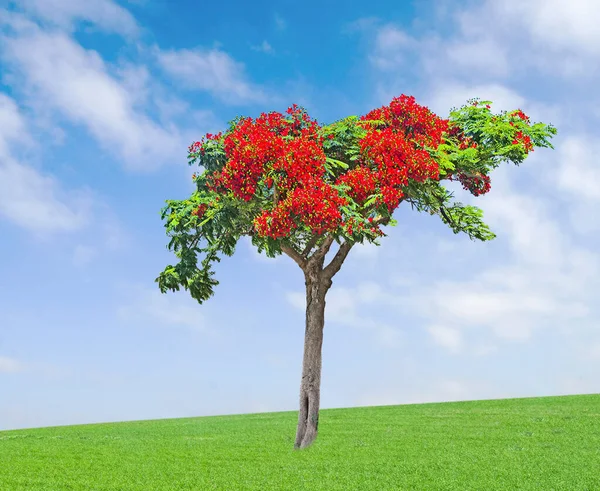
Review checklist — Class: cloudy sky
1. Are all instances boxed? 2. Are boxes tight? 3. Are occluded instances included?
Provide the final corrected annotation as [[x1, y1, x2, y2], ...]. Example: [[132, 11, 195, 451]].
[[1, 0, 599, 431]]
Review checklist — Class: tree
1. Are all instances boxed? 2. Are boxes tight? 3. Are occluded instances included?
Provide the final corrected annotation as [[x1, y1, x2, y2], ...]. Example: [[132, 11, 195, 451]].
[[156, 95, 557, 449]]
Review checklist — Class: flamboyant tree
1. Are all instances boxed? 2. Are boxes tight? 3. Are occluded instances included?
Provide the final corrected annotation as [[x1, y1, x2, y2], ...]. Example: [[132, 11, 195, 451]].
[[156, 95, 557, 449]]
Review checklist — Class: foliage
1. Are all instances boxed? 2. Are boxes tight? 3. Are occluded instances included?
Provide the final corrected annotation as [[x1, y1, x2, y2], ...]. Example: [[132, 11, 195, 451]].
[[157, 96, 557, 302]]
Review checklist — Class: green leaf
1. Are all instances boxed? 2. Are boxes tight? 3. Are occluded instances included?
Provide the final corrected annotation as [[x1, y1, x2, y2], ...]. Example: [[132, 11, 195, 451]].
[[326, 157, 349, 169], [362, 194, 380, 208]]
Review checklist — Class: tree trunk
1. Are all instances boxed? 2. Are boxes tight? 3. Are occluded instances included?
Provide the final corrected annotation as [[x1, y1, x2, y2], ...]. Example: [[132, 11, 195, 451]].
[[294, 268, 330, 449]]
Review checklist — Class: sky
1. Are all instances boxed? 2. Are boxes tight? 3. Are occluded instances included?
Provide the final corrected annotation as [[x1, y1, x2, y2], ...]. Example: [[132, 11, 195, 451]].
[[1, 0, 599, 431]]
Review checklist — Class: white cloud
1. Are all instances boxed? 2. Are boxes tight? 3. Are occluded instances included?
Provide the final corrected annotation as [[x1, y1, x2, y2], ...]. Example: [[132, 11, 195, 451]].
[[428, 325, 462, 353], [117, 285, 211, 333], [0, 22, 186, 171], [0, 157, 90, 234], [369, 25, 416, 70], [156, 47, 269, 104], [472, 344, 498, 357], [251, 40, 274, 55], [481, 177, 565, 267], [285, 291, 305, 310], [489, 0, 600, 57], [556, 136, 600, 202], [1, 101, 126, 241], [554, 136, 600, 233], [451, 0, 600, 79], [114, 62, 151, 108], [368, 0, 600, 96], [0, 356, 25, 373], [352, 241, 380, 259], [17, 0, 139, 37], [0, 93, 90, 234], [424, 286, 565, 342], [400, 174, 595, 344], [445, 38, 509, 78], [0, 93, 30, 153]]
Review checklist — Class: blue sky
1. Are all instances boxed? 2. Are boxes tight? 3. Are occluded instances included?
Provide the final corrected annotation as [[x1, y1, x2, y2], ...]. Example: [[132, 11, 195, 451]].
[[1, 0, 599, 431]]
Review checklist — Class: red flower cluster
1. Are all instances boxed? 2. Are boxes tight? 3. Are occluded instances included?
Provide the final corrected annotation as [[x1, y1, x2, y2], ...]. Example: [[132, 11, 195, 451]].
[[189, 141, 202, 154], [191, 204, 208, 218], [446, 123, 477, 150], [354, 95, 450, 211], [508, 109, 534, 153], [336, 166, 378, 204], [449, 172, 491, 197], [340, 216, 385, 237], [189, 132, 222, 156], [511, 109, 530, 122], [444, 117, 490, 196], [458, 137, 478, 150], [512, 130, 534, 153], [362, 95, 449, 150], [196, 105, 351, 238], [219, 117, 286, 201], [253, 177, 348, 238]]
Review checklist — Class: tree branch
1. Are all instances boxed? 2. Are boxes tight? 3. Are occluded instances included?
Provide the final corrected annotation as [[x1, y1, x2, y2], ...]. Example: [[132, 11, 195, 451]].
[[322, 240, 354, 281], [318, 214, 390, 280], [281, 242, 307, 269], [439, 206, 454, 225], [188, 233, 202, 251], [307, 235, 335, 268], [372, 215, 390, 227], [302, 233, 322, 257], [434, 193, 456, 227]]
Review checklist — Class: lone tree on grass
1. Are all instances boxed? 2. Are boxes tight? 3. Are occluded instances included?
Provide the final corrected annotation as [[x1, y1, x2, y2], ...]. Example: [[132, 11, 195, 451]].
[[156, 95, 556, 449]]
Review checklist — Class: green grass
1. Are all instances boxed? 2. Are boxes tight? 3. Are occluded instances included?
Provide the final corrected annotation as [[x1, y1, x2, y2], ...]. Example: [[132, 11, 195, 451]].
[[1, 394, 599, 490]]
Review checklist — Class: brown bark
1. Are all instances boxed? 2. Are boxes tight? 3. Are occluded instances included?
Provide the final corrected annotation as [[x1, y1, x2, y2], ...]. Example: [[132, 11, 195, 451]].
[[294, 267, 331, 449], [283, 238, 354, 449]]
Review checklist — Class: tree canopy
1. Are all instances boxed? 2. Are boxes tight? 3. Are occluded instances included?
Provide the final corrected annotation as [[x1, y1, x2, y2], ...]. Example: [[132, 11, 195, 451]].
[[156, 95, 557, 300]]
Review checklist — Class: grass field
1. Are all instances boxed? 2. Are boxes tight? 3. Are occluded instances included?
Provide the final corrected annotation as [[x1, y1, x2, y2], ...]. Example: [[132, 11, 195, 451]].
[[1, 394, 598, 490]]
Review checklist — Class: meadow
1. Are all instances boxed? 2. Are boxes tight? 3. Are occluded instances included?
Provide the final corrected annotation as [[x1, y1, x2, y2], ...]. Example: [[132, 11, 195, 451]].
[[1, 394, 598, 490]]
